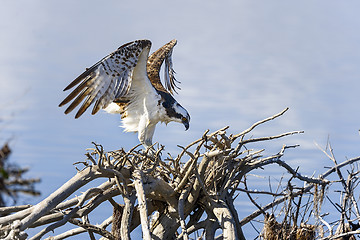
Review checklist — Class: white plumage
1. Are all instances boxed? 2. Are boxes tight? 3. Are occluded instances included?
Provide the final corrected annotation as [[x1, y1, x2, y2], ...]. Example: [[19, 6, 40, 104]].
[[59, 39, 190, 147]]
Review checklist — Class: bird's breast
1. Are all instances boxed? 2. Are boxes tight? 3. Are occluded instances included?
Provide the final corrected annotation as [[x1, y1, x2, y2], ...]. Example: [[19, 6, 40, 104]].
[[119, 91, 165, 133]]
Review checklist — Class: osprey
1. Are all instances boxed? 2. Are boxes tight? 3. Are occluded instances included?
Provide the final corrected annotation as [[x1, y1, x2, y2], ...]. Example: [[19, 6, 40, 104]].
[[59, 39, 190, 148]]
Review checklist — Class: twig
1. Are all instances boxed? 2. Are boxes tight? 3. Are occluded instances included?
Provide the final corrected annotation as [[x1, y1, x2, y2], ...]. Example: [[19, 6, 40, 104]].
[[0, 205, 32, 215], [29, 188, 103, 240], [231, 107, 289, 141], [175, 150, 198, 192], [234, 188, 285, 196], [179, 186, 191, 240], [68, 218, 115, 240]]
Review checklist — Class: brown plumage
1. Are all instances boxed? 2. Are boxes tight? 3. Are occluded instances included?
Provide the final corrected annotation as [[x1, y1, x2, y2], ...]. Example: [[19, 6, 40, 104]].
[[113, 39, 180, 119], [147, 39, 180, 94], [59, 39, 190, 148]]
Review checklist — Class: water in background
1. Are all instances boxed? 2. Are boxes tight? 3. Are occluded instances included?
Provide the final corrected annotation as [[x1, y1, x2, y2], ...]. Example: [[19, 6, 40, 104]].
[[1, 1, 360, 238]]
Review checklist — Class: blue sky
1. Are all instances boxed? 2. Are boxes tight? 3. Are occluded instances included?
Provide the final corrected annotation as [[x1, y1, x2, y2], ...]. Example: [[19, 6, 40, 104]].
[[1, 1, 360, 238]]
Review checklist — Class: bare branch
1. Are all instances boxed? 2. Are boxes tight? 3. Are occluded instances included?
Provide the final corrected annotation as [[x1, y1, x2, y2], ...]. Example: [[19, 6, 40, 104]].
[[231, 107, 289, 141], [120, 194, 135, 240], [178, 186, 191, 240], [2, 108, 359, 240], [0, 205, 32, 216], [133, 169, 151, 240]]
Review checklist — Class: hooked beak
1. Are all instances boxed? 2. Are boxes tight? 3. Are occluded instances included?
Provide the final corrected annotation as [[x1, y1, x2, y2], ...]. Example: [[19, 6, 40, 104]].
[[183, 119, 189, 131]]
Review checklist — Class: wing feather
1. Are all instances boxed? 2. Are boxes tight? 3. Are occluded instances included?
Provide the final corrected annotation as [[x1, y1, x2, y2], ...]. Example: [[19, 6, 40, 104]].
[[164, 48, 181, 94], [59, 74, 95, 107], [63, 64, 98, 91], [64, 87, 92, 114], [59, 39, 152, 118], [147, 39, 180, 95]]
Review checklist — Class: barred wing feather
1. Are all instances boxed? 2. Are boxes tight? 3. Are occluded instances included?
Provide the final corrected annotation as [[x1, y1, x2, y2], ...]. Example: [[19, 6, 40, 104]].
[[147, 39, 180, 95], [164, 47, 181, 94], [59, 40, 152, 118]]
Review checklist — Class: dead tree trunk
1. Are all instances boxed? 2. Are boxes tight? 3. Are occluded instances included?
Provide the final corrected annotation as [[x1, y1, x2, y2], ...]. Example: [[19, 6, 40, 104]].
[[0, 108, 359, 240]]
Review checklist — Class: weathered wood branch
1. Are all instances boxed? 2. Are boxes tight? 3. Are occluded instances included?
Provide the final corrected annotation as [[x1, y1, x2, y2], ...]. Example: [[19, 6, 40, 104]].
[[133, 169, 151, 240], [1, 108, 358, 239]]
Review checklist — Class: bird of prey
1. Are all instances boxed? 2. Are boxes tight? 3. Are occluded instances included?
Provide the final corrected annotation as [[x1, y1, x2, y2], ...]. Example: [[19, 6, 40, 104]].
[[59, 39, 190, 148]]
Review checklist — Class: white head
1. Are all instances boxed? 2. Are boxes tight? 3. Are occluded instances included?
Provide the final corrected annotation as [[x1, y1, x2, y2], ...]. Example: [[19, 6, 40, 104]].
[[170, 102, 190, 130], [160, 93, 190, 130]]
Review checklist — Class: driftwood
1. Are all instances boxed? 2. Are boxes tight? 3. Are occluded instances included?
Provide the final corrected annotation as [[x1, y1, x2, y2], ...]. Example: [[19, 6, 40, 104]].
[[0, 108, 359, 239]]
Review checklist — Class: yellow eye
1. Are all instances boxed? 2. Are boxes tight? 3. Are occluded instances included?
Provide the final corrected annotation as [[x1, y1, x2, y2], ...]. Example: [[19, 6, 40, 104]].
[[182, 117, 187, 122]]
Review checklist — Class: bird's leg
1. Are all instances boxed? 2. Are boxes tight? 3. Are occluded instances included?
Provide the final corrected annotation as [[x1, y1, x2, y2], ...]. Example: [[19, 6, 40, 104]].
[[138, 120, 156, 155], [141, 140, 156, 157]]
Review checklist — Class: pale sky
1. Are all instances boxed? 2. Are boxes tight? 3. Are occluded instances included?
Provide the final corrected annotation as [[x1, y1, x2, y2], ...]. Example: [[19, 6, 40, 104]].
[[1, 1, 360, 238]]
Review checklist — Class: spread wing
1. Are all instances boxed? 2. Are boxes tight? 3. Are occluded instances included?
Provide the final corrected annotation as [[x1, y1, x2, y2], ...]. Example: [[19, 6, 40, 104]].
[[59, 40, 152, 118], [147, 39, 180, 95]]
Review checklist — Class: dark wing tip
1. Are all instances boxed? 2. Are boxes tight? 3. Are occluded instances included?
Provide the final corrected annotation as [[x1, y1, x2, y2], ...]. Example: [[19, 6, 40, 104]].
[[140, 39, 152, 48], [170, 39, 177, 46], [58, 101, 65, 108], [118, 39, 152, 50], [74, 112, 82, 119], [63, 85, 72, 91], [64, 108, 72, 115], [63, 65, 98, 92]]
